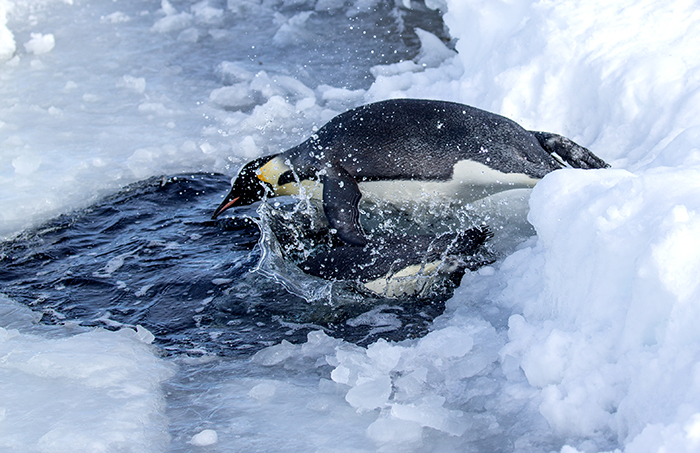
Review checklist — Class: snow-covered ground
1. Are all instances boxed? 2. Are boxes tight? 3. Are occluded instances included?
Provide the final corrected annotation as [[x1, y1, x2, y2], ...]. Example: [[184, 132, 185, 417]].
[[2, 0, 700, 451]]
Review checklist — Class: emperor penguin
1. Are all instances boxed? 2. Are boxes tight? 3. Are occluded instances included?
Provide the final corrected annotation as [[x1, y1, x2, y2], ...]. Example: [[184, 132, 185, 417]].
[[212, 99, 608, 246]]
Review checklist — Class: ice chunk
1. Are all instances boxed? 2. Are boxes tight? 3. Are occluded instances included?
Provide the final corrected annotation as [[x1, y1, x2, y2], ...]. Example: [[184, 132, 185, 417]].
[[390, 398, 468, 436], [160, 0, 177, 16], [416, 325, 474, 359], [315, 0, 345, 12], [190, 429, 218, 446], [414, 28, 456, 68], [209, 83, 255, 110], [248, 381, 277, 401], [152, 2, 193, 34], [345, 375, 392, 411], [23, 33, 55, 55], [0, 323, 174, 451], [12, 154, 41, 175], [252, 339, 300, 366], [0, 2, 15, 63], [215, 61, 255, 84], [134, 325, 155, 344], [100, 11, 131, 23], [272, 11, 313, 46], [177, 27, 200, 42], [191, 1, 223, 25], [366, 417, 422, 444], [116, 75, 146, 93]]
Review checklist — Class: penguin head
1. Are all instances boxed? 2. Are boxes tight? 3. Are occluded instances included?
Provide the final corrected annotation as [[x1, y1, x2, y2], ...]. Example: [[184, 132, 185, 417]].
[[212, 155, 280, 219], [212, 154, 322, 219]]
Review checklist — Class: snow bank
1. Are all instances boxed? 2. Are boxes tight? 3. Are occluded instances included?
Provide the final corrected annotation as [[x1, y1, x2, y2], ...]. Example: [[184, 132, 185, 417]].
[[510, 167, 700, 449], [0, 0, 14, 63], [0, 296, 174, 452], [369, 0, 700, 170], [457, 165, 700, 450]]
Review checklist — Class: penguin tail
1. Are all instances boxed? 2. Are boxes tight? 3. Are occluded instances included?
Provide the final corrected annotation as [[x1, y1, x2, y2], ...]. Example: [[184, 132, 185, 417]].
[[532, 131, 610, 170]]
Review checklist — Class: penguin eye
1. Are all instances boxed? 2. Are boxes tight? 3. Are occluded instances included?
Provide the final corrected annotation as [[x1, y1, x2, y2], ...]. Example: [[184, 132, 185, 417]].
[[278, 170, 296, 186]]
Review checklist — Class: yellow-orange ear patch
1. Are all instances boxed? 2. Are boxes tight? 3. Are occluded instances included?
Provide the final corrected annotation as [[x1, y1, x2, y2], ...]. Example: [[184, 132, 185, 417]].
[[256, 157, 289, 187]]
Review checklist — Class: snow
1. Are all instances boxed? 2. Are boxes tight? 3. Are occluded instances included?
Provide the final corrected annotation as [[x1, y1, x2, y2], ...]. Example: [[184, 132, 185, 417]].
[[0, 0, 15, 63], [189, 429, 218, 446], [22, 32, 53, 54], [0, 296, 174, 452], [2, 0, 700, 451]]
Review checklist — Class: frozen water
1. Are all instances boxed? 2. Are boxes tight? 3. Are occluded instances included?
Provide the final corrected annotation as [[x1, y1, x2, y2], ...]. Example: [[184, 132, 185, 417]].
[[0, 296, 174, 452], [3, 0, 700, 451], [0, 1, 14, 63], [189, 428, 218, 446]]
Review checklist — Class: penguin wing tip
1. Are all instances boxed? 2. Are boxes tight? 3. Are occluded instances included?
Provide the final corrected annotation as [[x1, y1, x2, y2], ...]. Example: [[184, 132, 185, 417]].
[[341, 233, 368, 247]]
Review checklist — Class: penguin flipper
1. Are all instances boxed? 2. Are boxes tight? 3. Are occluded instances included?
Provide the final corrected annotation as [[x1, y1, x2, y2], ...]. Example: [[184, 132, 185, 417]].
[[322, 168, 367, 246], [532, 131, 610, 169]]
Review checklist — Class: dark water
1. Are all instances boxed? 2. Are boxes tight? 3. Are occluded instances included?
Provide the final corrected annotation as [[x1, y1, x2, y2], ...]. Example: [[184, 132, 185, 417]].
[[0, 174, 453, 356]]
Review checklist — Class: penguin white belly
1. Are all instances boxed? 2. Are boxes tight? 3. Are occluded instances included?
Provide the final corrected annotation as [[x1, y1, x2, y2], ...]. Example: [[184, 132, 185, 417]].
[[272, 158, 538, 206], [362, 260, 442, 298], [359, 160, 539, 206]]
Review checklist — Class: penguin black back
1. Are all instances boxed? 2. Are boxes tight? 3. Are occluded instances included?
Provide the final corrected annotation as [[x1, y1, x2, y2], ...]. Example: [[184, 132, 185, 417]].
[[285, 99, 566, 182]]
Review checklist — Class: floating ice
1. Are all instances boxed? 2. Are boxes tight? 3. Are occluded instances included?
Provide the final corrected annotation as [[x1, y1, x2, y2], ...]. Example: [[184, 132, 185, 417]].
[[272, 11, 313, 46], [23, 33, 54, 55], [116, 74, 146, 94], [152, 0, 193, 33], [100, 11, 131, 24], [191, 1, 223, 26], [413, 28, 456, 68], [0, 1, 14, 63], [190, 429, 218, 446], [12, 153, 41, 175], [0, 297, 174, 452]]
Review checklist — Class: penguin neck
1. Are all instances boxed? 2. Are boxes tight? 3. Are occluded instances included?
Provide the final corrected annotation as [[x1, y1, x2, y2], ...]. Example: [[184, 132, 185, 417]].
[[259, 155, 323, 199], [257, 156, 289, 188]]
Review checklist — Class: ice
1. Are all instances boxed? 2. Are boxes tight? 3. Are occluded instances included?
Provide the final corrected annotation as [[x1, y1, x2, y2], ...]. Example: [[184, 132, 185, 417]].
[[152, 1, 193, 33], [366, 417, 423, 444], [0, 0, 15, 62], [209, 84, 256, 109], [191, 1, 223, 26], [214, 61, 255, 84], [11, 153, 41, 174], [23, 32, 53, 54], [345, 374, 393, 411], [100, 11, 131, 24], [272, 11, 313, 46], [0, 296, 174, 452], [413, 28, 456, 68], [116, 75, 146, 94], [189, 429, 218, 446], [3, 0, 700, 450]]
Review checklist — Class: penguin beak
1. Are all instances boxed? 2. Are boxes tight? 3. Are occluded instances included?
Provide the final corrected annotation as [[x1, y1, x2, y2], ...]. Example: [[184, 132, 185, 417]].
[[211, 194, 240, 219]]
